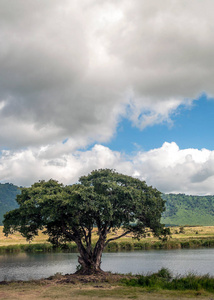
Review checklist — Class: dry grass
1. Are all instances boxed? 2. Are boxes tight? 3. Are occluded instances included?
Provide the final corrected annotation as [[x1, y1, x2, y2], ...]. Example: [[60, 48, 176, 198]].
[[170, 225, 214, 238], [0, 227, 48, 246], [0, 275, 213, 300], [1, 226, 214, 299], [1, 226, 214, 248]]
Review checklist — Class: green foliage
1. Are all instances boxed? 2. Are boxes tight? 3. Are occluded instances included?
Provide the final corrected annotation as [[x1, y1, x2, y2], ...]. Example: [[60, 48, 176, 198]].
[[0, 243, 53, 254], [0, 242, 78, 254], [3, 169, 167, 272], [0, 183, 20, 225], [162, 193, 214, 225], [122, 268, 172, 288], [1, 236, 214, 255], [122, 268, 214, 293], [169, 274, 214, 292], [78, 169, 166, 237], [4, 170, 166, 242]]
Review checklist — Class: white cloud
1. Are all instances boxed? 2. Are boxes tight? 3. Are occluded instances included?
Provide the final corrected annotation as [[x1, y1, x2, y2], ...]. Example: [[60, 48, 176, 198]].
[[1, 142, 214, 195], [132, 142, 214, 195], [1, 1, 214, 195], [0, 144, 132, 186], [1, 1, 214, 150]]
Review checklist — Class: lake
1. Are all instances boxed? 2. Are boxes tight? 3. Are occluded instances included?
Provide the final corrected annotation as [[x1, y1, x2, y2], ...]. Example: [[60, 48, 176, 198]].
[[0, 248, 214, 281]]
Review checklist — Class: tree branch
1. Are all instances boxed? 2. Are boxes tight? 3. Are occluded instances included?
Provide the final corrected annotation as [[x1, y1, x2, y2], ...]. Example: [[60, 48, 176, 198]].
[[81, 226, 88, 246], [88, 226, 92, 246], [61, 224, 76, 241], [105, 230, 131, 246]]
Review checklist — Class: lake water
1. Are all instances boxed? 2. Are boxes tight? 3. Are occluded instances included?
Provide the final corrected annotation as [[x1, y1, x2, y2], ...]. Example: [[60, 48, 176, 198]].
[[0, 248, 214, 281]]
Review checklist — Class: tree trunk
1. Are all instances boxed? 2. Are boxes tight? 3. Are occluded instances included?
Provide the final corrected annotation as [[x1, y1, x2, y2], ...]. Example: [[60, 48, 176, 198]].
[[75, 236, 106, 275], [76, 254, 104, 275]]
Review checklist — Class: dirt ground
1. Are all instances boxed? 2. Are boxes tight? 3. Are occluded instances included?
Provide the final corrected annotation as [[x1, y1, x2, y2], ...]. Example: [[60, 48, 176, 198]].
[[0, 273, 213, 300]]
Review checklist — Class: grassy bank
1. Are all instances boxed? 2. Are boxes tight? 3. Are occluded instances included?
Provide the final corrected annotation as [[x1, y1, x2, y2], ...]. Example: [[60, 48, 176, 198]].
[[105, 237, 214, 251], [122, 268, 214, 293], [1, 225, 214, 254], [0, 271, 214, 299], [1, 237, 214, 254], [0, 242, 79, 254]]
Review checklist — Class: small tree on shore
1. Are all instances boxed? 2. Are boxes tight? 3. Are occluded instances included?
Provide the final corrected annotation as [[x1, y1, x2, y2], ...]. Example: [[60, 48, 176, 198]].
[[3, 169, 168, 274]]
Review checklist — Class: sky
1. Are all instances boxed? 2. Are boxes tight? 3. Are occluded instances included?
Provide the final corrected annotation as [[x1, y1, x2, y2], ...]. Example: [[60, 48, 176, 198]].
[[1, 0, 214, 195]]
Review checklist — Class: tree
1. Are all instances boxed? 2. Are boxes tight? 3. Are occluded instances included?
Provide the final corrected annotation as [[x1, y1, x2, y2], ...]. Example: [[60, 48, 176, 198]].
[[3, 169, 168, 274]]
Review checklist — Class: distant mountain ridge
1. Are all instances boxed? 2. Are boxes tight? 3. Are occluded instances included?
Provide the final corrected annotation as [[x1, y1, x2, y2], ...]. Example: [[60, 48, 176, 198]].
[[0, 183, 214, 226], [0, 183, 20, 225], [161, 193, 214, 226]]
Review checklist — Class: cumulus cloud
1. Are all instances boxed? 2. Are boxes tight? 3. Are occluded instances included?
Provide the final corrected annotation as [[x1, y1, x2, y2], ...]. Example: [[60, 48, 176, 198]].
[[1, 142, 214, 195], [1, 0, 214, 149], [132, 142, 214, 195], [1, 1, 214, 195], [0, 144, 132, 186]]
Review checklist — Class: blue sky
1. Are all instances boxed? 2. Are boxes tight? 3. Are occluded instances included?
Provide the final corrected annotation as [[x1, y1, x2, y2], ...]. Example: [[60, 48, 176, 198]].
[[105, 94, 214, 153], [1, 1, 214, 195]]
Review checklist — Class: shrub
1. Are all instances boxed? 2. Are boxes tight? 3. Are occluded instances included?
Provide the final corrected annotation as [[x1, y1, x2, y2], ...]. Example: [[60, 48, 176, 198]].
[[122, 269, 214, 293], [179, 226, 185, 234], [106, 242, 119, 252], [118, 241, 133, 250]]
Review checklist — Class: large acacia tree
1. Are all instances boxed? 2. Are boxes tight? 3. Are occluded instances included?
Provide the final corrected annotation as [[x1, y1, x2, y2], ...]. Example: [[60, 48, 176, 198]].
[[3, 169, 168, 274]]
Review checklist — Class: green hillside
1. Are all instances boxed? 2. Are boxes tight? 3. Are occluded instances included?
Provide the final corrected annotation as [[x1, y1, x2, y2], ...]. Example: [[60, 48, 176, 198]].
[[0, 184, 214, 226], [161, 193, 214, 226], [0, 183, 20, 225]]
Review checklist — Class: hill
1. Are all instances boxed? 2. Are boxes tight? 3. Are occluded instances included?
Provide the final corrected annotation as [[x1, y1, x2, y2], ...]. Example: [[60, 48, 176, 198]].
[[0, 183, 20, 225], [0, 184, 214, 226], [161, 193, 214, 226]]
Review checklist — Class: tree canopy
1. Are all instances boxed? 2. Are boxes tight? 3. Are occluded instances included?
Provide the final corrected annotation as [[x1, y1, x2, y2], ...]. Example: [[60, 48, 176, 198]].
[[3, 169, 168, 274]]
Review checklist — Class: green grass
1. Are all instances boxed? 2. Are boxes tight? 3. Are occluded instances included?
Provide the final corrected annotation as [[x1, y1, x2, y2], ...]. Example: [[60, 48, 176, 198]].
[[0, 242, 78, 254], [122, 268, 214, 293], [105, 238, 214, 252], [162, 208, 214, 226], [161, 193, 214, 226], [1, 271, 214, 299], [1, 236, 214, 254], [1, 225, 214, 254]]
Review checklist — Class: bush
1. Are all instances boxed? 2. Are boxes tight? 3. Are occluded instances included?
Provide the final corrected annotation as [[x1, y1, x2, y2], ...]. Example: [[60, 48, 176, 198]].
[[119, 241, 133, 250], [156, 268, 172, 280], [179, 226, 185, 234], [122, 268, 172, 288], [106, 242, 119, 251], [168, 274, 214, 292], [122, 269, 214, 293]]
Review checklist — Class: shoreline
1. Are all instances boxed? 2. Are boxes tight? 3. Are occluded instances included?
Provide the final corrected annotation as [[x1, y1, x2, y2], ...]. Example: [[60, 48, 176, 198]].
[[1, 236, 214, 254], [0, 270, 214, 299]]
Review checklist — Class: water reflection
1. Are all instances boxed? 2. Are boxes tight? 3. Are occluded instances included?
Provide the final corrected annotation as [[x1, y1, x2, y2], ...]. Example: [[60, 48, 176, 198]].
[[102, 248, 214, 276], [0, 248, 214, 281], [0, 252, 78, 281]]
